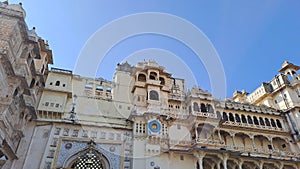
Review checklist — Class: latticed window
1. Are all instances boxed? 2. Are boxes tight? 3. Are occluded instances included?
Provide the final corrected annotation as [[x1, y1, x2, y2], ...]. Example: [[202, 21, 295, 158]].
[[72, 150, 104, 169], [70, 141, 107, 169]]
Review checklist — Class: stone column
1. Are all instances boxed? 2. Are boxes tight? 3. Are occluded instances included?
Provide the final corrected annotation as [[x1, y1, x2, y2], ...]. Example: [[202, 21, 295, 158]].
[[258, 161, 263, 169], [216, 160, 221, 169], [250, 135, 255, 150], [238, 160, 243, 169], [217, 128, 222, 143], [194, 151, 205, 169], [222, 154, 228, 169], [211, 163, 215, 169], [195, 124, 199, 142], [270, 137, 275, 151], [230, 132, 236, 148]]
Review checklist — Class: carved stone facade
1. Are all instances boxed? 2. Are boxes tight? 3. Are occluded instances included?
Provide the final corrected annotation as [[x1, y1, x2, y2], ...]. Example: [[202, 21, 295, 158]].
[[0, 1, 53, 168], [1, 2, 300, 169]]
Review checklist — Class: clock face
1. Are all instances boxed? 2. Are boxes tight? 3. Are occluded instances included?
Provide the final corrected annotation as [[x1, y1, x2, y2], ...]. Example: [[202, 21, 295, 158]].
[[148, 120, 161, 134]]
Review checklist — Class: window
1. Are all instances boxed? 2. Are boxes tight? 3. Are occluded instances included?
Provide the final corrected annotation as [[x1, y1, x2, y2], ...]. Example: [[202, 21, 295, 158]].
[[216, 111, 221, 119], [241, 115, 247, 123], [55, 104, 59, 108], [276, 119, 282, 128], [271, 119, 276, 127], [62, 84, 66, 87], [207, 104, 214, 113], [45, 102, 49, 106], [159, 77, 165, 85], [30, 79, 35, 88], [223, 112, 228, 121], [265, 118, 271, 126], [149, 72, 157, 80], [259, 117, 265, 126], [253, 116, 259, 125], [149, 90, 159, 100], [200, 103, 207, 112], [50, 82, 53, 85], [55, 81, 60, 86], [235, 114, 241, 123], [247, 115, 253, 124], [229, 113, 234, 122], [50, 103, 54, 107], [193, 102, 199, 112], [137, 73, 146, 82]]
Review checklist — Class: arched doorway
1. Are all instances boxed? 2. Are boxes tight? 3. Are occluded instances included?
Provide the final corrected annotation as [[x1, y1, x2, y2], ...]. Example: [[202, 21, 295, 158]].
[[65, 141, 111, 169]]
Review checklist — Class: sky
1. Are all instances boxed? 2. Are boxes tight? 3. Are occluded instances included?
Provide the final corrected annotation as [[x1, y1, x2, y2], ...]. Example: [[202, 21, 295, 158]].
[[9, 0, 300, 98]]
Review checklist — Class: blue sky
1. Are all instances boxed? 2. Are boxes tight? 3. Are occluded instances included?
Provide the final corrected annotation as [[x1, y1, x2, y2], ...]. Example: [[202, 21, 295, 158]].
[[11, 0, 300, 98]]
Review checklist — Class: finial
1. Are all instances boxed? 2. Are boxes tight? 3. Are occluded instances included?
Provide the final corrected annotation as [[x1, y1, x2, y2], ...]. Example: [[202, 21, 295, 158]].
[[19, 2, 22, 6]]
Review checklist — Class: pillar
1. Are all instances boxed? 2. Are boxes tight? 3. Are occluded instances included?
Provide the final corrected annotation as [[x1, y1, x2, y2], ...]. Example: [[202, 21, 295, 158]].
[[216, 161, 221, 169], [198, 157, 203, 169], [211, 163, 215, 169], [230, 133, 236, 148], [238, 160, 243, 169], [217, 129, 222, 143], [195, 124, 199, 142], [194, 151, 205, 169], [250, 135, 255, 150], [259, 161, 263, 169], [222, 154, 228, 169]]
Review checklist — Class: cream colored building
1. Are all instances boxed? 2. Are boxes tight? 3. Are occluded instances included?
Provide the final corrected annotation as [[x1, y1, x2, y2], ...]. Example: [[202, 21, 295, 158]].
[[1, 1, 300, 169]]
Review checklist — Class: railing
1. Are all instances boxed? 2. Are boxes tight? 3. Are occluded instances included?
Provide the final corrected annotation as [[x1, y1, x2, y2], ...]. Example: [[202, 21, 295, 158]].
[[222, 121, 287, 131], [192, 111, 217, 118]]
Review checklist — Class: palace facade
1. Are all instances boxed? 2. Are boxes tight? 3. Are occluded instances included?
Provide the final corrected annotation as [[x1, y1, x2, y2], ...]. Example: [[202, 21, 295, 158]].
[[0, 2, 300, 169]]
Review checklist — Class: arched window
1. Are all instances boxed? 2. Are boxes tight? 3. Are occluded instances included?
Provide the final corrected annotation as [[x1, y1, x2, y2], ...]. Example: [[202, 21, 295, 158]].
[[259, 117, 265, 126], [241, 115, 247, 123], [207, 104, 214, 113], [247, 115, 253, 124], [200, 103, 207, 112], [55, 81, 60, 86], [222, 112, 228, 121], [216, 111, 221, 119], [265, 118, 271, 126], [149, 90, 159, 100], [235, 114, 241, 123], [193, 102, 199, 112], [138, 74, 146, 82], [159, 77, 165, 85], [253, 116, 259, 125], [149, 72, 157, 80], [30, 79, 35, 88], [276, 119, 282, 128], [271, 119, 276, 127], [229, 113, 234, 122]]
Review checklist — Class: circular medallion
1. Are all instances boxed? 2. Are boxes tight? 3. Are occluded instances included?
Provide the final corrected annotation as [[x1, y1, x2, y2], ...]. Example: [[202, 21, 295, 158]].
[[109, 146, 116, 152], [148, 120, 161, 133], [150, 161, 155, 166], [65, 143, 72, 150]]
